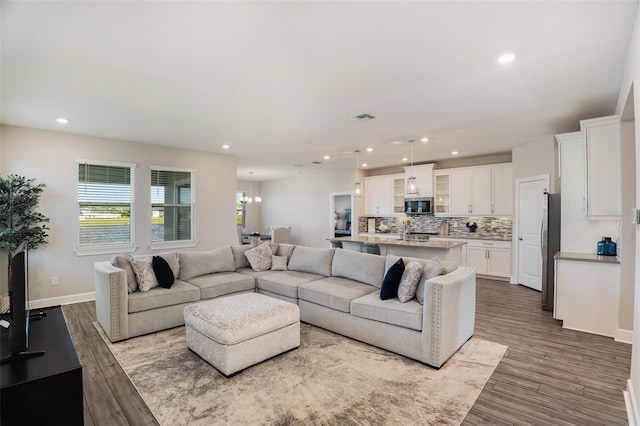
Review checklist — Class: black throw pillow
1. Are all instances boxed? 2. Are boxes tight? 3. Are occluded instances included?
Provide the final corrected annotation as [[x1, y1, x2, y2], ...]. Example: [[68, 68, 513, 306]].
[[380, 258, 404, 300], [152, 256, 175, 289]]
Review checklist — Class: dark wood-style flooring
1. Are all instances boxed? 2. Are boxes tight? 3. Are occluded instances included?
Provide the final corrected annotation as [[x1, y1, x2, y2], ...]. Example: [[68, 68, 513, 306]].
[[63, 278, 632, 425]]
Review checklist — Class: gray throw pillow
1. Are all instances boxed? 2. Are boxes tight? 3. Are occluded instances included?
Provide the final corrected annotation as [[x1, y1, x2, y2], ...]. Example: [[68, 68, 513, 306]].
[[111, 253, 138, 293], [397, 260, 423, 302], [271, 255, 288, 271], [244, 242, 273, 271], [131, 256, 159, 292]]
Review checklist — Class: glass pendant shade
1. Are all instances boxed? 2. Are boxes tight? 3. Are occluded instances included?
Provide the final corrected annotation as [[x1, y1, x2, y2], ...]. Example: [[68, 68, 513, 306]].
[[354, 181, 363, 198], [406, 175, 418, 195], [254, 196, 262, 204], [353, 150, 363, 198], [405, 140, 419, 196]]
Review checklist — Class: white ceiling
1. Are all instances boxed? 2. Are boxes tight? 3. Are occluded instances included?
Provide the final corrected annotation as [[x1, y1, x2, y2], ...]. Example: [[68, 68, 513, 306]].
[[1, 1, 637, 181]]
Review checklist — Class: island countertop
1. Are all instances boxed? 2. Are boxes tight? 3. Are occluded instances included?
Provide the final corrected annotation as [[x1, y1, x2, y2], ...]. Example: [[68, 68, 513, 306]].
[[331, 236, 466, 250]]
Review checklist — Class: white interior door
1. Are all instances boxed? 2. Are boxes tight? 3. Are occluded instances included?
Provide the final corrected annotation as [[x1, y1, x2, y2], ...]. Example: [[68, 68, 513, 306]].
[[517, 178, 547, 290]]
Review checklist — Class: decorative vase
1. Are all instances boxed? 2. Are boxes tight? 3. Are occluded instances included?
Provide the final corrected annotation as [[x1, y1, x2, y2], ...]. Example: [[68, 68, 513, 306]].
[[597, 237, 616, 256]]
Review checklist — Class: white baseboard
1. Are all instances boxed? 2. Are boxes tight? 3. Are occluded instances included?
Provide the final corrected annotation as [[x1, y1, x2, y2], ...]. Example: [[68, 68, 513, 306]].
[[29, 291, 96, 309], [616, 328, 634, 344], [626, 379, 640, 426]]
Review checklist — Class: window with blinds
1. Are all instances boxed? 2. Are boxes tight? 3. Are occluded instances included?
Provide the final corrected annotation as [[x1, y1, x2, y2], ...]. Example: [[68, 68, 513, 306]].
[[151, 169, 194, 243], [77, 162, 134, 248]]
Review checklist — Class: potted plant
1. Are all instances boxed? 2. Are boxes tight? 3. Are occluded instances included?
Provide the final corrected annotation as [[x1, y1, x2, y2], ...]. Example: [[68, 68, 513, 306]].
[[0, 175, 50, 284]]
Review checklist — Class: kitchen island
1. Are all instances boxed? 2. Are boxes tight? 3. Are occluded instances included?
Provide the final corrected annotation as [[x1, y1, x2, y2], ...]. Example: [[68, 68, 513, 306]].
[[332, 236, 466, 265]]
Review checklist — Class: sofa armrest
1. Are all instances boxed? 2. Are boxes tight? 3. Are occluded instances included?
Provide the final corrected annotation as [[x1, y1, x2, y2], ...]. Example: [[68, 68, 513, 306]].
[[94, 261, 129, 342], [421, 266, 476, 368]]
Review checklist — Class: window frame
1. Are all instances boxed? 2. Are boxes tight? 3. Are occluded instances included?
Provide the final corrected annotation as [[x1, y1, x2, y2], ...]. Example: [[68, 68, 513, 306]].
[[75, 159, 137, 257], [149, 165, 197, 251]]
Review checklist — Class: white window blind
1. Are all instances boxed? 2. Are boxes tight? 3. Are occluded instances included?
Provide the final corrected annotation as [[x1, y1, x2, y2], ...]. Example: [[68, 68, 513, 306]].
[[78, 163, 133, 248], [151, 169, 194, 242]]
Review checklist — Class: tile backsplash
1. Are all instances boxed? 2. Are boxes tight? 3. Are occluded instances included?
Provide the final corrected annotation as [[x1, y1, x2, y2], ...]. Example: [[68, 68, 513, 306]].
[[358, 215, 512, 239]]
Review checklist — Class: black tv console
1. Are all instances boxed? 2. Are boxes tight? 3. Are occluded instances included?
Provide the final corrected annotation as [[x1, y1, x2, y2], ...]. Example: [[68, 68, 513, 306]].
[[1, 306, 83, 425]]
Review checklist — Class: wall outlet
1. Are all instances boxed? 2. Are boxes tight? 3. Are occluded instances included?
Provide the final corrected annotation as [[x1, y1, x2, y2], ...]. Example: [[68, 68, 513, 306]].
[[51, 276, 59, 286]]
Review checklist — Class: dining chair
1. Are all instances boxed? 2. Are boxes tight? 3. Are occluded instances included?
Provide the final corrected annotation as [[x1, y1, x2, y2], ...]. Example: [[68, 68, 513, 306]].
[[271, 227, 291, 244]]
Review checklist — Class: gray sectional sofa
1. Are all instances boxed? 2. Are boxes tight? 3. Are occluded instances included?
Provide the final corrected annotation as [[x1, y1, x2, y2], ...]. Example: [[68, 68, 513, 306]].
[[94, 243, 476, 368]]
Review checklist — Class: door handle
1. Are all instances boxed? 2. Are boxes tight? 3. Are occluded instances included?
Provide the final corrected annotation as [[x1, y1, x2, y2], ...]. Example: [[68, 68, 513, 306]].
[[518, 237, 523, 241]]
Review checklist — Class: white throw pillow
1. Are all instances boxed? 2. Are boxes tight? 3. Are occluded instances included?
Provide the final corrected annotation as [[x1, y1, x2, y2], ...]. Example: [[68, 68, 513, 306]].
[[131, 256, 160, 292], [416, 257, 444, 305], [244, 242, 273, 271], [271, 255, 288, 271], [397, 260, 423, 303]]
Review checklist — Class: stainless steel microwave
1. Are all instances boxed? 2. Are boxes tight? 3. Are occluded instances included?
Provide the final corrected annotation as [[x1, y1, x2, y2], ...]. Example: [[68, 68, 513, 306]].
[[404, 197, 434, 215]]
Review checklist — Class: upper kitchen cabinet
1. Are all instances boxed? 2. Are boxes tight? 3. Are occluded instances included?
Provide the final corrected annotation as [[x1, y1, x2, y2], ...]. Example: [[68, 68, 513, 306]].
[[364, 174, 404, 216], [439, 163, 512, 216], [403, 164, 434, 198], [583, 116, 621, 219], [434, 172, 451, 214]]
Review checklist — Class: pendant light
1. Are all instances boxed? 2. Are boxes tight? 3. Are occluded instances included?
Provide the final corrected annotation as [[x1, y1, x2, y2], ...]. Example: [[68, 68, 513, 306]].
[[353, 150, 363, 198], [241, 172, 262, 204], [406, 140, 419, 196]]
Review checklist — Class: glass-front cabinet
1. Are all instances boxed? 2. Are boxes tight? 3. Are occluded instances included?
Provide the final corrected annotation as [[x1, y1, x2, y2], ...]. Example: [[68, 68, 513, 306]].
[[434, 172, 450, 214], [393, 176, 405, 213]]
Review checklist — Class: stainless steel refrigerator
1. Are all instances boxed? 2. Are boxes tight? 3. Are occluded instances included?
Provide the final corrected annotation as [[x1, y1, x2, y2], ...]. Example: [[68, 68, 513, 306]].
[[541, 192, 561, 311]]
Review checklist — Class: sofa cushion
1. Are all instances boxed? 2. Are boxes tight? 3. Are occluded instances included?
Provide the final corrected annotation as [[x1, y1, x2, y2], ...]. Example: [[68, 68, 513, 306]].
[[380, 258, 404, 300], [298, 277, 377, 313], [331, 249, 386, 288], [236, 267, 277, 280], [244, 242, 273, 271], [397, 260, 423, 302], [152, 256, 175, 288], [179, 247, 235, 280], [157, 251, 180, 279], [111, 253, 138, 293], [128, 279, 200, 313], [276, 243, 296, 259], [257, 271, 325, 299], [231, 245, 252, 269], [351, 291, 423, 331], [188, 272, 256, 300], [131, 256, 160, 292], [288, 246, 335, 277], [385, 255, 444, 305]]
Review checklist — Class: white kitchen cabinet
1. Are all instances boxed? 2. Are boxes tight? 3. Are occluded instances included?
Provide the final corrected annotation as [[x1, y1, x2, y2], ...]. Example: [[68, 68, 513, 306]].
[[492, 166, 513, 215], [364, 175, 393, 215], [445, 164, 512, 216], [392, 175, 405, 213], [433, 172, 451, 214], [466, 240, 511, 279], [554, 254, 619, 338], [583, 116, 621, 219], [403, 164, 434, 198]]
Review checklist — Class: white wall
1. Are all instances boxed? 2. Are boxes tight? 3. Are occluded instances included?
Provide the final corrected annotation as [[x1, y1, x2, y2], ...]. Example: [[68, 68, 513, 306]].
[[616, 4, 640, 421], [620, 118, 636, 334], [512, 135, 559, 193], [0, 125, 238, 303], [259, 169, 359, 248]]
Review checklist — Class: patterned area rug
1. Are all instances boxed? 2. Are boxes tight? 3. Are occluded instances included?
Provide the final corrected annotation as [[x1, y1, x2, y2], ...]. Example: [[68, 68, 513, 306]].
[[97, 322, 506, 425]]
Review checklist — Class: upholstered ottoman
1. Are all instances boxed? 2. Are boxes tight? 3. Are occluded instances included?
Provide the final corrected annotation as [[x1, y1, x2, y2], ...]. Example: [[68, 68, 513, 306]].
[[183, 293, 300, 376]]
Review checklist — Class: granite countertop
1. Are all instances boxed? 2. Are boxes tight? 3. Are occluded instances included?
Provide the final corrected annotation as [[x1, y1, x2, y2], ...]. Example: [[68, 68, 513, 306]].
[[358, 232, 512, 242], [332, 236, 466, 250], [554, 252, 620, 264]]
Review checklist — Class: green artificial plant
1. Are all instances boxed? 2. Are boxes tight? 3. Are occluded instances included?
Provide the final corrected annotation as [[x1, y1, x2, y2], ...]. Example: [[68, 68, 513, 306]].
[[0, 175, 50, 281]]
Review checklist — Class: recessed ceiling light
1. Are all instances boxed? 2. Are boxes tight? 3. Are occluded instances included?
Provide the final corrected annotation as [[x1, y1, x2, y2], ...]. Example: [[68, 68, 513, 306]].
[[451, 151, 459, 155], [421, 137, 429, 143], [56, 117, 69, 124], [222, 144, 230, 149], [323, 155, 330, 160], [498, 53, 515, 64], [366, 147, 374, 152], [361, 163, 368, 167], [402, 157, 408, 162]]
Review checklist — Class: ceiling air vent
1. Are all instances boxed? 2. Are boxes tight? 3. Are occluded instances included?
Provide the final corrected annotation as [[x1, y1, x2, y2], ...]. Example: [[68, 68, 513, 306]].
[[351, 113, 376, 121]]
